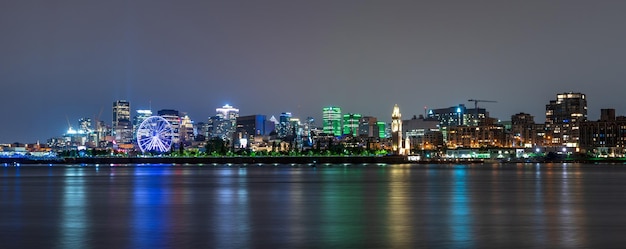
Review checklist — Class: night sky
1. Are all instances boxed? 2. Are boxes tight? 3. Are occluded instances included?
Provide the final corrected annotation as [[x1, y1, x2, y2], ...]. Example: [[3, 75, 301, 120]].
[[3, 1, 626, 143]]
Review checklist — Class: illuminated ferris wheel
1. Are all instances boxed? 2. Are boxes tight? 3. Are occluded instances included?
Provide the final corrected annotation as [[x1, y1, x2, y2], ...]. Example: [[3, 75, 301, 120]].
[[136, 116, 173, 153]]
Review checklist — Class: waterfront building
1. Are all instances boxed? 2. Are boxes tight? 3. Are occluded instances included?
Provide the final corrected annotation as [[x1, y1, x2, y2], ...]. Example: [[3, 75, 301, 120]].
[[580, 108, 626, 157], [322, 106, 342, 136], [427, 104, 489, 128], [157, 109, 181, 146], [402, 115, 440, 150], [510, 113, 545, 148], [391, 104, 408, 155], [112, 100, 133, 145], [446, 124, 506, 148], [342, 113, 362, 136], [545, 92, 587, 148]]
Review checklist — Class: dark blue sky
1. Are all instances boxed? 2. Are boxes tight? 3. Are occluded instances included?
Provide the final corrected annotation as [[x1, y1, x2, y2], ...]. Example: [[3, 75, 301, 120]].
[[3, 0, 626, 143]]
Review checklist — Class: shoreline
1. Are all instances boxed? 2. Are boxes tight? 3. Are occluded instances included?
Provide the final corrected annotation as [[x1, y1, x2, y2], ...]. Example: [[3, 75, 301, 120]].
[[1, 156, 624, 165]]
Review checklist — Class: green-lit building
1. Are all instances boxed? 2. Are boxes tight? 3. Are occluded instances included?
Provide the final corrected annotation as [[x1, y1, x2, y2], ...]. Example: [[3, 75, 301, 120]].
[[342, 113, 362, 136], [323, 107, 342, 136], [377, 121, 386, 138]]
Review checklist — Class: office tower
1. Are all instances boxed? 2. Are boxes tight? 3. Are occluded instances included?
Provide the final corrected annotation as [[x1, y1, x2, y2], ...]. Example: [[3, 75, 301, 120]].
[[78, 118, 92, 133], [133, 109, 152, 140], [157, 109, 181, 145], [322, 106, 342, 136], [545, 92, 587, 147], [236, 115, 267, 138], [208, 104, 239, 141], [358, 116, 378, 137], [377, 121, 386, 138], [113, 100, 133, 144], [180, 114, 195, 143], [427, 104, 488, 127], [342, 113, 362, 136], [278, 112, 293, 138]]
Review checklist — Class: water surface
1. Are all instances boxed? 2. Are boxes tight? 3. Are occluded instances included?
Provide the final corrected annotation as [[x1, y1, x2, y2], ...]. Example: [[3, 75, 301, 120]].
[[1, 163, 625, 248]]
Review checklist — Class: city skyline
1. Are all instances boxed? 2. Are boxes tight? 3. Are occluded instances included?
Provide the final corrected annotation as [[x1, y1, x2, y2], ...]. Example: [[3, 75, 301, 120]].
[[4, 1, 626, 143]]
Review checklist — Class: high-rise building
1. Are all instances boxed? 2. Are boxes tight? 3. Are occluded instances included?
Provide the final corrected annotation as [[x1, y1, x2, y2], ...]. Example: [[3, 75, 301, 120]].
[[113, 100, 133, 144], [133, 109, 152, 141], [180, 114, 195, 143], [78, 118, 92, 134], [358, 116, 379, 138], [510, 112, 545, 148], [195, 122, 209, 142], [278, 112, 293, 138], [545, 92, 587, 148], [377, 121, 386, 138], [322, 106, 342, 136], [342, 113, 362, 136], [236, 115, 267, 137], [157, 109, 181, 146], [216, 104, 239, 120], [208, 104, 239, 141], [427, 104, 488, 127]]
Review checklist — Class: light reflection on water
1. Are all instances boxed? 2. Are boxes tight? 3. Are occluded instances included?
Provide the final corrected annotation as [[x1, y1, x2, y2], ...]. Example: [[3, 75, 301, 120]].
[[1, 164, 626, 248]]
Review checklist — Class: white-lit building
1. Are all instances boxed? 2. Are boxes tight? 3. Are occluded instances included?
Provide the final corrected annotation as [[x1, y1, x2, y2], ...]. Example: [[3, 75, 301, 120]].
[[158, 109, 181, 146], [208, 104, 239, 141], [113, 100, 133, 144]]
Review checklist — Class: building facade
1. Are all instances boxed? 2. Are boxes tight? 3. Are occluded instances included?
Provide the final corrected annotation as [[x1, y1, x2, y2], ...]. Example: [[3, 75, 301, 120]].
[[358, 116, 379, 138], [157, 109, 181, 146], [427, 104, 488, 128], [510, 112, 546, 148], [208, 104, 239, 141], [545, 92, 587, 148], [580, 108, 626, 157], [112, 100, 133, 145], [342, 113, 362, 136], [322, 107, 342, 136]]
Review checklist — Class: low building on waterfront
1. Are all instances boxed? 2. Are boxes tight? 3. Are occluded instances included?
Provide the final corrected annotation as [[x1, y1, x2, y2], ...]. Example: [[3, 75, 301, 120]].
[[580, 108, 626, 157]]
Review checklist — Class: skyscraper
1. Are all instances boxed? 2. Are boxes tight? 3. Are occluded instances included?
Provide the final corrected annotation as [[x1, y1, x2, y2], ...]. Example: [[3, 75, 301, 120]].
[[278, 112, 293, 138], [158, 109, 181, 145], [322, 106, 341, 136], [342, 113, 362, 136], [113, 100, 133, 144], [209, 104, 239, 141], [545, 92, 587, 148], [358, 116, 379, 137]]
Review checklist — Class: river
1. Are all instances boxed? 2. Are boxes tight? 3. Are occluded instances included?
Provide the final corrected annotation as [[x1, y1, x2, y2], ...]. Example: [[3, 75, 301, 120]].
[[0, 163, 624, 248]]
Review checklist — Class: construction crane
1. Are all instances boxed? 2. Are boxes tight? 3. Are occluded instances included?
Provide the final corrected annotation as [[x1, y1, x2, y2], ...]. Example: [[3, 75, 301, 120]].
[[467, 99, 497, 125]]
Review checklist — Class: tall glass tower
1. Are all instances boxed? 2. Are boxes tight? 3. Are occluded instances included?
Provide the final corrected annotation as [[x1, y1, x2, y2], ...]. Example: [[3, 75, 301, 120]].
[[113, 100, 132, 144], [322, 107, 342, 136]]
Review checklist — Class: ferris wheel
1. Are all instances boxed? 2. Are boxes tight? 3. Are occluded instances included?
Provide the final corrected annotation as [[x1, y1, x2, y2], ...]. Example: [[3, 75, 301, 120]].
[[136, 116, 173, 153]]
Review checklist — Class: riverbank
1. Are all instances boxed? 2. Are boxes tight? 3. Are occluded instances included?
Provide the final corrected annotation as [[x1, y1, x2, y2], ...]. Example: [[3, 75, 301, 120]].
[[0, 155, 484, 165], [2, 155, 625, 165]]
